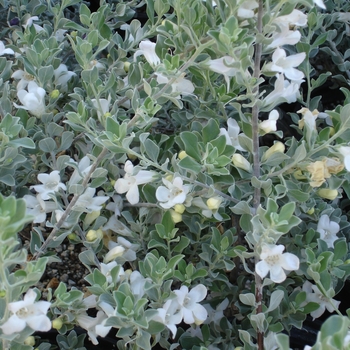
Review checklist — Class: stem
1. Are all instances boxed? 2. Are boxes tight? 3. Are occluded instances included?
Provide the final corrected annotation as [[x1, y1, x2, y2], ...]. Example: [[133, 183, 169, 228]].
[[253, 0, 264, 349], [32, 148, 108, 260]]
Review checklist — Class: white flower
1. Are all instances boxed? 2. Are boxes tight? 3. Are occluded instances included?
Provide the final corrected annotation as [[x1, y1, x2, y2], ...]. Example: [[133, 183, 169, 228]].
[[207, 56, 238, 92], [313, 0, 326, 9], [104, 237, 139, 264], [265, 48, 306, 82], [91, 98, 110, 118], [302, 281, 340, 319], [0, 41, 14, 55], [297, 107, 319, 130], [14, 81, 46, 117], [11, 69, 35, 90], [339, 146, 350, 171], [219, 118, 244, 151], [156, 176, 191, 209], [256, 244, 300, 283], [316, 215, 340, 248], [54, 209, 75, 228], [114, 161, 155, 205], [76, 311, 111, 345], [103, 243, 125, 263], [237, 0, 258, 18], [54, 64, 75, 92], [134, 40, 160, 68], [102, 215, 133, 236], [155, 73, 195, 97], [68, 156, 93, 186], [30, 170, 66, 200], [263, 74, 300, 109], [100, 261, 124, 284], [174, 284, 208, 325], [130, 270, 151, 299], [0, 289, 51, 335], [73, 188, 109, 213], [23, 16, 44, 32], [23, 194, 57, 223], [259, 110, 279, 133], [274, 9, 308, 27], [152, 299, 183, 338]]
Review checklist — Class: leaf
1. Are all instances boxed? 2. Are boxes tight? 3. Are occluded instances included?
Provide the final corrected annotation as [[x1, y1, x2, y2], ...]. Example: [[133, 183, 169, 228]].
[[267, 290, 284, 312], [180, 131, 201, 161], [39, 137, 57, 152], [239, 293, 255, 307], [178, 156, 202, 173]]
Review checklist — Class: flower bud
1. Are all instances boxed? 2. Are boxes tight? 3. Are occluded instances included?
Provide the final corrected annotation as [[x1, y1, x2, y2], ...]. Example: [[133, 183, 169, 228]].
[[306, 208, 314, 215], [67, 233, 78, 241], [124, 61, 130, 72], [86, 229, 103, 242], [262, 141, 285, 161], [104, 245, 125, 263], [24, 336, 36, 346], [174, 204, 185, 214], [170, 209, 182, 223], [50, 89, 60, 99], [165, 174, 173, 181], [317, 188, 338, 200], [52, 318, 63, 330], [206, 197, 222, 210], [84, 210, 101, 226], [178, 151, 188, 160], [232, 154, 251, 172], [110, 179, 116, 186]]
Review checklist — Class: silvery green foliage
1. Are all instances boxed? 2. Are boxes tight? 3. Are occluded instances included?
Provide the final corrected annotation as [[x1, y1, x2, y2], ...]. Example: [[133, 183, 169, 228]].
[[1, 0, 350, 349]]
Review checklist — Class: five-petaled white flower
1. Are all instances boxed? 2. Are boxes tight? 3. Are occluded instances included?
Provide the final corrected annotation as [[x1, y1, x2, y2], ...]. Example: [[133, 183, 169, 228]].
[[0, 40, 14, 55], [104, 237, 139, 264], [23, 16, 44, 32], [155, 73, 195, 97], [302, 281, 339, 319], [219, 118, 244, 151], [14, 81, 46, 117], [338, 146, 350, 171], [316, 214, 340, 248], [259, 110, 279, 133], [134, 40, 160, 68], [23, 194, 57, 223], [207, 56, 238, 92], [73, 187, 109, 213], [153, 299, 183, 338], [0, 289, 51, 335], [114, 161, 155, 205], [297, 107, 319, 130], [174, 284, 208, 325], [156, 176, 191, 209], [76, 311, 111, 345], [54, 64, 76, 92], [263, 74, 300, 109], [11, 69, 35, 90], [30, 170, 67, 200], [265, 48, 306, 82], [100, 261, 125, 284], [256, 244, 299, 283]]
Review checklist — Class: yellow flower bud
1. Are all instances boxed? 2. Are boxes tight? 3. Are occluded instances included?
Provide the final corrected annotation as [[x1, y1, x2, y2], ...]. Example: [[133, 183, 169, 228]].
[[124, 61, 130, 72], [84, 210, 101, 226], [178, 151, 188, 160], [306, 208, 314, 215], [110, 179, 116, 186], [127, 153, 138, 161], [329, 127, 335, 136], [170, 210, 182, 223], [104, 112, 112, 118], [174, 204, 185, 214], [52, 318, 63, 330], [50, 89, 60, 99], [70, 31, 78, 40], [24, 336, 36, 346], [262, 141, 285, 161], [206, 197, 222, 210], [317, 188, 338, 200], [165, 174, 173, 181], [86, 229, 103, 242], [232, 154, 251, 172]]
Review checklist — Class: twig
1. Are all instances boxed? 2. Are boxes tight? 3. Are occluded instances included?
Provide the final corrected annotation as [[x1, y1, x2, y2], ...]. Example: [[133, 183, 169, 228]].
[[32, 147, 108, 260]]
